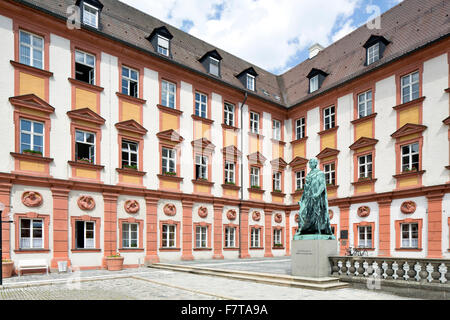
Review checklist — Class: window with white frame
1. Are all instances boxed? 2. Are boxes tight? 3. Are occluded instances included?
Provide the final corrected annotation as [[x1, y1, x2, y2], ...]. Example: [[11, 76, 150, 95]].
[[358, 225, 372, 248], [224, 103, 235, 127], [157, 35, 169, 56], [401, 143, 419, 172], [224, 161, 235, 184], [195, 92, 207, 118], [250, 167, 260, 188], [296, 117, 305, 140], [195, 155, 208, 180], [161, 80, 176, 109], [272, 119, 281, 140], [310, 75, 319, 93], [20, 119, 44, 154], [122, 223, 138, 248], [296, 170, 306, 190], [122, 66, 138, 98], [273, 172, 282, 191], [19, 30, 44, 69], [324, 106, 335, 130], [324, 163, 336, 185], [401, 223, 419, 248], [195, 225, 208, 248], [75, 130, 95, 163], [75, 50, 95, 84], [122, 140, 138, 169], [250, 228, 260, 248], [246, 74, 255, 91], [75, 221, 95, 249], [358, 154, 373, 179], [209, 57, 219, 76], [273, 229, 282, 246], [367, 42, 379, 65], [224, 226, 236, 248], [20, 219, 43, 249], [161, 147, 176, 174], [250, 112, 260, 134], [82, 3, 99, 28], [401, 71, 420, 104], [358, 90, 372, 118], [162, 224, 176, 248]]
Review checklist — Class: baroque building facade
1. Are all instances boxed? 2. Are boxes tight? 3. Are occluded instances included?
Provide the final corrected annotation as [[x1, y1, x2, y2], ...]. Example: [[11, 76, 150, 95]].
[[0, 0, 449, 271]]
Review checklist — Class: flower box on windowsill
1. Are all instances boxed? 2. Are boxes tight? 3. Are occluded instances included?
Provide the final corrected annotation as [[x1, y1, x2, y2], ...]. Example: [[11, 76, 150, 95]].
[[163, 171, 177, 176], [248, 187, 265, 194], [2, 260, 14, 278], [222, 183, 241, 191], [123, 165, 138, 170], [393, 169, 425, 179], [77, 158, 94, 164], [192, 179, 214, 187], [23, 149, 42, 157]]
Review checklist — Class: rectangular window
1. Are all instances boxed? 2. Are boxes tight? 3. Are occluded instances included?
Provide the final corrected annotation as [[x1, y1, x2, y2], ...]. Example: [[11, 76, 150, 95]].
[[273, 172, 281, 191], [401, 71, 420, 104], [161, 80, 176, 109], [75, 130, 95, 163], [209, 57, 219, 76], [83, 3, 99, 28], [19, 30, 44, 69], [161, 147, 176, 174], [122, 223, 138, 248], [250, 112, 260, 134], [358, 90, 373, 118], [401, 143, 419, 172], [75, 221, 95, 249], [324, 163, 336, 185], [250, 228, 260, 248], [224, 226, 236, 248], [247, 74, 255, 91], [122, 66, 139, 98], [358, 226, 372, 248], [296, 170, 306, 190], [195, 155, 208, 180], [20, 219, 43, 249], [195, 225, 208, 248], [272, 119, 281, 140], [296, 117, 305, 140], [250, 167, 260, 188], [401, 223, 419, 248], [122, 140, 138, 169], [162, 224, 176, 248], [273, 229, 282, 246], [367, 42, 379, 65], [224, 103, 235, 127], [358, 154, 373, 179], [310, 75, 319, 93], [20, 119, 44, 154], [195, 92, 208, 118], [75, 50, 95, 84], [157, 35, 169, 56], [324, 106, 335, 130], [224, 161, 235, 184]]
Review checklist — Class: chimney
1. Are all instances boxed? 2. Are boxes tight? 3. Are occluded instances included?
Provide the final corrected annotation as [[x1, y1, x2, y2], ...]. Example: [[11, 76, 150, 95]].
[[309, 43, 324, 59]]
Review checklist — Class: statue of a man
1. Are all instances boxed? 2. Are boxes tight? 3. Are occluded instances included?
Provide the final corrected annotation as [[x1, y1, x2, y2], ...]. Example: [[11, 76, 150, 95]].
[[294, 158, 335, 240]]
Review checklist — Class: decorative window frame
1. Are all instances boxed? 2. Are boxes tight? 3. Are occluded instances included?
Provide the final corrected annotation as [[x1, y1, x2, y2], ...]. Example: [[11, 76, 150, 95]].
[[193, 89, 211, 121], [70, 215, 101, 252], [249, 225, 264, 249], [249, 110, 262, 135], [118, 217, 144, 251], [272, 226, 285, 249], [394, 218, 423, 252], [223, 223, 239, 250], [352, 221, 376, 251], [193, 222, 212, 250], [295, 116, 306, 140], [394, 63, 423, 107], [392, 134, 425, 189], [159, 220, 181, 251], [321, 104, 336, 131], [289, 156, 308, 195], [14, 212, 50, 253]]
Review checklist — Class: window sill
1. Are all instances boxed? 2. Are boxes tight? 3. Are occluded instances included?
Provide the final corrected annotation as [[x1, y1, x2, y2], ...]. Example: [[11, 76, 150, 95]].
[[393, 170, 425, 179], [68, 77, 104, 92], [71, 249, 101, 253], [221, 123, 239, 131], [271, 139, 286, 146], [271, 191, 286, 197], [157, 104, 183, 115], [193, 248, 212, 251], [157, 174, 184, 182], [395, 247, 423, 252], [318, 126, 339, 136], [351, 178, 377, 186], [247, 188, 265, 194], [272, 246, 285, 250], [350, 113, 377, 125], [356, 247, 376, 251], [10, 60, 53, 78], [326, 185, 339, 191], [118, 248, 144, 252], [116, 92, 147, 105], [249, 247, 264, 250], [192, 179, 214, 187], [223, 247, 239, 251], [10, 152, 53, 163], [68, 161, 104, 170], [14, 249, 50, 254], [116, 168, 147, 176], [222, 183, 241, 191], [393, 96, 426, 111], [290, 136, 308, 145], [248, 132, 265, 139], [159, 247, 181, 252], [191, 114, 214, 125]]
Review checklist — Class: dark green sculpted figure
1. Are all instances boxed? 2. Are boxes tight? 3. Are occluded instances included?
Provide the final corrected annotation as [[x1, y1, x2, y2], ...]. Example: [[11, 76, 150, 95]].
[[293, 158, 335, 240]]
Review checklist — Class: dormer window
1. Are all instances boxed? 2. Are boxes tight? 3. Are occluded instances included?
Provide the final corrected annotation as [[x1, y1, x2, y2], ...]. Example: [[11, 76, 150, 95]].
[[147, 26, 174, 58], [363, 35, 390, 66], [247, 74, 255, 91], [236, 67, 258, 91], [199, 50, 222, 77], [307, 68, 328, 93], [157, 35, 169, 56], [367, 42, 379, 65], [309, 75, 319, 93], [83, 3, 99, 28], [209, 57, 219, 76]]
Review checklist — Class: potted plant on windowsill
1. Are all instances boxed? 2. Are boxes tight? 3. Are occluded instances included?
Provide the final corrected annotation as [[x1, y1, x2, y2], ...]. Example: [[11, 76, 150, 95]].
[[23, 149, 42, 157], [105, 252, 124, 271], [250, 185, 261, 190], [273, 243, 283, 248], [163, 171, 177, 176], [2, 259, 14, 278], [358, 176, 372, 181], [273, 189, 282, 193], [123, 164, 138, 170], [402, 167, 418, 173], [78, 157, 93, 164]]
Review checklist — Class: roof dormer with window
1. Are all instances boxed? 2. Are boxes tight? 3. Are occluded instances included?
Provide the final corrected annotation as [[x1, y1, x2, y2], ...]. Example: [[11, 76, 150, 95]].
[[363, 35, 390, 66], [236, 67, 258, 91], [76, 0, 103, 29], [199, 50, 222, 77], [307, 68, 328, 93], [147, 26, 174, 58]]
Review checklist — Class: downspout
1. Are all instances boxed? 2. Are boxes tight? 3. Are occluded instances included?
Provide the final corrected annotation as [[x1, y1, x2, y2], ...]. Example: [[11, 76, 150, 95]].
[[238, 92, 248, 258]]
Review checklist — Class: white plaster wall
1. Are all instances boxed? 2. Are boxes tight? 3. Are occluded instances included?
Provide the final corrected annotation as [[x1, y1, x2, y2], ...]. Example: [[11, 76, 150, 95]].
[[390, 196, 428, 258], [336, 94, 353, 198], [374, 75, 397, 193], [284, 119, 293, 204], [211, 92, 223, 197], [242, 104, 250, 199], [262, 112, 272, 202], [248, 208, 265, 257], [306, 107, 320, 160], [222, 205, 240, 259], [49, 33, 71, 180], [179, 81, 193, 194], [157, 199, 182, 261], [192, 202, 214, 260], [0, 15, 15, 173], [442, 193, 450, 259], [348, 202, 379, 256], [422, 53, 449, 186]]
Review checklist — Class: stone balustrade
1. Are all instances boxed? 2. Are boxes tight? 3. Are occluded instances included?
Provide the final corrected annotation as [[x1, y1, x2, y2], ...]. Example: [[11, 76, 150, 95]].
[[329, 256, 449, 284]]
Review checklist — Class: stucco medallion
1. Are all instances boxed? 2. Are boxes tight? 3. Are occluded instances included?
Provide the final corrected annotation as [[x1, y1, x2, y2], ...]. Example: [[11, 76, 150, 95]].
[[198, 206, 208, 218], [357, 206, 370, 218], [163, 203, 177, 216], [226, 209, 237, 221], [401, 201, 416, 214], [124, 200, 140, 214], [21, 191, 43, 208], [329, 209, 334, 220], [274, 213, 283, 223], [77, 195, 96, 211], [252, 211, 261, 222]]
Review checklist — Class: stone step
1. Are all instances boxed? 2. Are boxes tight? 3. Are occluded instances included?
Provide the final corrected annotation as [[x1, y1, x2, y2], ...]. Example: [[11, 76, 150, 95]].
[[149, 263, 349, 291]]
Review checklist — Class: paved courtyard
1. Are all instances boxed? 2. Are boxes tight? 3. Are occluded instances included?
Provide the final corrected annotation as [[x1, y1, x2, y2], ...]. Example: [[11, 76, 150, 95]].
[[0, 257, 418, 300]]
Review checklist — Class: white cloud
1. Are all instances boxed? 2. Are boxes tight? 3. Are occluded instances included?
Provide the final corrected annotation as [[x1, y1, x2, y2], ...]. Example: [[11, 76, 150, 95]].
[[119, 0, 361, 74]]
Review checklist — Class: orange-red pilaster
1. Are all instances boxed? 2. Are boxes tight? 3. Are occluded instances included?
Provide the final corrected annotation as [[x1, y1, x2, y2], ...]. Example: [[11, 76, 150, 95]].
[[50, 187, 71, 269], [103, 192, 119, 267], [426, 192, 444, 258], [378, 198, 392, 257], [144, 196, 159, 264], [213, 203, 224, 259], [0, 183, 12, 260], [339, 203, 350, 255], [285, 210, 291, 256], [264, 210, 273, 257], [181, 200, 194, 260], [239, 206, 250, 258]]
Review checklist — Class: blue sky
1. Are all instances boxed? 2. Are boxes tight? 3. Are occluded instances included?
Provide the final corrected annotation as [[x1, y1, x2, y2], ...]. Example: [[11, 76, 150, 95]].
[[120, 0, 402, 75]]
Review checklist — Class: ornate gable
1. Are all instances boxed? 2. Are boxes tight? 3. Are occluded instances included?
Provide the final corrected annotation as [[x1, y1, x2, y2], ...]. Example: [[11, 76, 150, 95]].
[[67, 108, 106, 125], [316, 147, 340, 160], [349, 137, 379, 150], [247, 151, 267, 166], [191, 138, 216, 153], [270, 158, 288, 170], [289, 156, 309, 168], [9, 94, 55, 114], [156, 129, 184, 144], [391, 123, 427, 139], [115, 119, 148, 136]]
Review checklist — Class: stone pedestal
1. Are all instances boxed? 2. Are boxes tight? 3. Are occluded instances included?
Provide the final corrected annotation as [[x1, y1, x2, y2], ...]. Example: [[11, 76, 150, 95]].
[[291, 239, 338, 278]]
